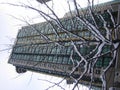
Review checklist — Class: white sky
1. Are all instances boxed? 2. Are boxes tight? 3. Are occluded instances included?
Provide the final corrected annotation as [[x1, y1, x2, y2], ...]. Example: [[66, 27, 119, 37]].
[[0, 0, 112, 90]]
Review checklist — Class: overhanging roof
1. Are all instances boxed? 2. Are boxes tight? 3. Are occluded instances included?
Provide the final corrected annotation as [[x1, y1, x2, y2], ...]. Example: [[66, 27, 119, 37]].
[[36, 0, 51, 4]]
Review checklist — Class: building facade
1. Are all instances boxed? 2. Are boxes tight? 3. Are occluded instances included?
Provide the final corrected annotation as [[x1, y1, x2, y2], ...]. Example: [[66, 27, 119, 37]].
[[8, 0, 120, 89]]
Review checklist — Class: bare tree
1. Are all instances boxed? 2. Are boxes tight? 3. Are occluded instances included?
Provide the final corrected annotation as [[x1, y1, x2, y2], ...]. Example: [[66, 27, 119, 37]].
[[5, 0, 120, 90]]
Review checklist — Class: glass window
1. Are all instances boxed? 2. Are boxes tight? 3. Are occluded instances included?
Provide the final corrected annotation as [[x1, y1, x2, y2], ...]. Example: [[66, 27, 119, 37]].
[[68, 58, 72, 65], [52, 56, 58, 63], [24, 55, 28, 60], [28, 55, 33, 61], [11, 54, 15, 59], [51, 47, 56, 54], [56, 46, 61, 54], [57, 57, 63, 64], [38, 47, 42, 54], [32, 55, 36, 61], [42, 56, 45, 61], [96, 58, 103, 68], [48, 56, 53, 62], [62, 57, 68, 64], [103, 57, 111, 67], [27, 55, 31, 60], [80, 46, 87, 55], [102, 45, 111, 53], [61, 47, 67, 54], [35, 46, 40, 53], [44, 56, 49, 62], [66, 47, 71, 55], [37, 56, 41, 61], [43, 46, 48, 54]]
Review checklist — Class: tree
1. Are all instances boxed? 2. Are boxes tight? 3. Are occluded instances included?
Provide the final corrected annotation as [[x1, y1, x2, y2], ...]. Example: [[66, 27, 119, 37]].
[[5, 0, 120, 90]]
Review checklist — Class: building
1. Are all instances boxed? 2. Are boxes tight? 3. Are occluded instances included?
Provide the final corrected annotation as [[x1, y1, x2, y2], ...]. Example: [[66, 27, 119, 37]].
[[8, 0, 120, 89]]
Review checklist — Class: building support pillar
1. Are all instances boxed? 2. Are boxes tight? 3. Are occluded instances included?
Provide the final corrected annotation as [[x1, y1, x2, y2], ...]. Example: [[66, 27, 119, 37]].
[[108, 3, 120, 90]]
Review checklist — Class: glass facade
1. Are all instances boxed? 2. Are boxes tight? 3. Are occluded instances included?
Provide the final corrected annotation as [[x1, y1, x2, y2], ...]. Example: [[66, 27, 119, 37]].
[[7, 0, 120, 88], [8, 1, 120, 82], [9, 10, 114, 68]]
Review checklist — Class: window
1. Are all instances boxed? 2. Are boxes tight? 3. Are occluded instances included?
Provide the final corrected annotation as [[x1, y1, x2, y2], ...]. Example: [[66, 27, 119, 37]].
[[102, 45, 111, 53], [53, 55, 58, 63], [96, 58, 103, 68], [95, 69, 101, 74], [35, 46, 40, 53], [67, 47, 72, 55], [37, 56, 41, 61], [103, 57, 111, 67], [68, 59, 72, 65], [80, 46, 88, 55], [54, 47, 58, 54], [62, 57, 69, 64], [46, 47, 51, 54], [43, 47, 47, 54], [51, 47, 56, 54], [11, 54, 15, 59], [31, 47, 35, 53], [61, 47, 67, 54], [27, 55, 31, 60], [38, 47, 42, 54], [40, 56, 45, 62], [48, 56, 53, 62], [44, 56, 49, 62], [24, 55, 28, 60], [57, 57, 63, 64], [28, 55, 32, 61]]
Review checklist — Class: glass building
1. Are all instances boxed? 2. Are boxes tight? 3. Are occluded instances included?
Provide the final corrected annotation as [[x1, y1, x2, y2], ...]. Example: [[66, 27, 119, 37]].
[[8, 0, 120, 87]]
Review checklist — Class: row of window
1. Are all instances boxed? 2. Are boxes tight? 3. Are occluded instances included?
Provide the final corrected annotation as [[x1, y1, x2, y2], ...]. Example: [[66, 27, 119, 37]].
[[10, 57, 70, 72], [16, 36, 45, 44], [96, 57, 112, 68], [11, 44, 112, 68], [61, 18, 87, 31], [16, 30, 96, 45], [73, 44, 111, 56], [13, 43, 111, 59], [17, 23, 56, 38], [11, 53, 73, 65], [16, 19, 87, 38], [36, 63, 68, 72], [17, 10, 113, 39], [17, 28, 39, 37], [11, 51, 112, 68], [32, 68, 69, 76], [13, 45, 72, 55]]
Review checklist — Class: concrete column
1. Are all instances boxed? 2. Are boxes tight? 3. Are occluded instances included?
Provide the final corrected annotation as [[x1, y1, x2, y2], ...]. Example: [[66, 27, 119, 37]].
[[114, 4, 120, 89], [106, 68, 115, 90], [106, 3, 120, 90]]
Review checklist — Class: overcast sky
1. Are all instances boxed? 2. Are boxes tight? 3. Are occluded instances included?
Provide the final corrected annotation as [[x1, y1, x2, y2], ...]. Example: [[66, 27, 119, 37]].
[[0, 0, 112, 90]]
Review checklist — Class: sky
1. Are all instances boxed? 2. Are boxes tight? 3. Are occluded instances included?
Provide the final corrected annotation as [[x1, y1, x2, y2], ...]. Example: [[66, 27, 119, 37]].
[[0, 0, 112, 90]]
